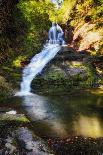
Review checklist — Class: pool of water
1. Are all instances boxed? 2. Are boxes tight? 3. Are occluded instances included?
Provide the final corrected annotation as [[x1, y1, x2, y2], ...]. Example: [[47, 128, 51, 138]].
[[1, 90, 103, 139]]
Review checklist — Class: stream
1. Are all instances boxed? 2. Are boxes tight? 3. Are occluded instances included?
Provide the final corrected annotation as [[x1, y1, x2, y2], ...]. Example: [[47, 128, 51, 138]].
[[1, 90, 103, 139], [1, 89, 103, 154]]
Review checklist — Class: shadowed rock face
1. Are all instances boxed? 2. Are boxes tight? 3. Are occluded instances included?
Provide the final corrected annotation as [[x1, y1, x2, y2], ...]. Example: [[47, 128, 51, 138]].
[[31, 45, 103, 91], [1, 0, 18, 34]]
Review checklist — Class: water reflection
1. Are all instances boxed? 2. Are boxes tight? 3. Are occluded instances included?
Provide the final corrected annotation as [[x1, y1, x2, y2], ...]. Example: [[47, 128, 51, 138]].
[[74, 115, 103, 138], [22, 94, 68, 137], [2, 91, 103, 138], [21, 93, 103, 138]]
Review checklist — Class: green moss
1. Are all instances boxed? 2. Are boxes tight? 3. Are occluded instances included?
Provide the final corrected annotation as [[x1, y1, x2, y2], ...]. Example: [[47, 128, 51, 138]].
[[0, 114, 29, 123], [1, 0, 103, 92], [13, 55, 27, 67], [0, 76, 13, 101], [43, 69, 66, 80]]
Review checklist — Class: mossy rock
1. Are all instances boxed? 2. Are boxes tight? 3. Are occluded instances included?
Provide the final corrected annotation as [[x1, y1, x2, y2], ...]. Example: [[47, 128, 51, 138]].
[[0, 76, 13, 101], [43, 65, 67, 81]]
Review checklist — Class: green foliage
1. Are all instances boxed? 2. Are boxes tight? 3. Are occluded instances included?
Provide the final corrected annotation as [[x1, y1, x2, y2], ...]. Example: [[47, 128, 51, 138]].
[[76, 0, 103, 20], [0, 0, 102, 93], [13, 55, 27, 67], [84, 61, 99, 86], [44, 69, 66, 80], [49, 0, 77, 23], [14, 0, 50, 56], [17, 0, 52, 29]]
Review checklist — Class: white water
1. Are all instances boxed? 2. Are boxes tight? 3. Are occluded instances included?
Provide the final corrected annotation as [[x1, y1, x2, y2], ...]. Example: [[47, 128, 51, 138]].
[[20, 44, 61, 94], [15, 23, 65, 96]]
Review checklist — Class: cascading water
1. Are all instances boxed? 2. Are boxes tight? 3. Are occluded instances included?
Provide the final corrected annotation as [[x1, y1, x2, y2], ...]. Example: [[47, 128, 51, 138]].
[[20, 44, 61, 94], [17, 23, 65, 95]]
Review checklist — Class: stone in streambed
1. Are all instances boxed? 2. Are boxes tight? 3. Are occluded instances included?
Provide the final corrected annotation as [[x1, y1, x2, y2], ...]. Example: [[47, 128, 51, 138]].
[[16, 127, 53, 154], [5, 142, 16, 154]]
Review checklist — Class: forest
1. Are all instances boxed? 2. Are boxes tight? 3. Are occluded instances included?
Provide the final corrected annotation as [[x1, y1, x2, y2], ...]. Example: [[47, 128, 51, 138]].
[[0, 0, 103, 154], [1, 0, 103, 99]]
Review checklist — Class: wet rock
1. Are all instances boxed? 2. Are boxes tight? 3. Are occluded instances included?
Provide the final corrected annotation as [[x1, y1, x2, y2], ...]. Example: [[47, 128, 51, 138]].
[[3, 136, 17, 154], [67, 66, 86, 76], [6, 136, 13, 144], [41, 63, 87, 82], [16, 127, 53, 155], [5, 142, 16, 154], [42, 65, 67, 81]]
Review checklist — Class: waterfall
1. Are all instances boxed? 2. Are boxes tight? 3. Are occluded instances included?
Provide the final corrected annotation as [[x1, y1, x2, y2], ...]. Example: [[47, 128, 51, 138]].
[[20, 44, 61, 94], [16, 23, 65, 95]]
